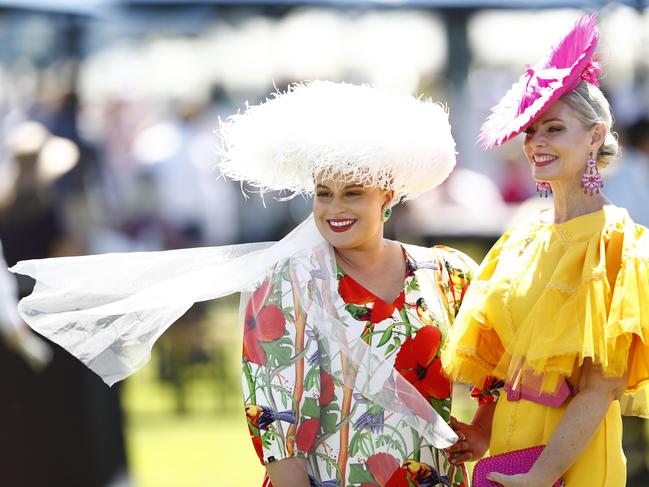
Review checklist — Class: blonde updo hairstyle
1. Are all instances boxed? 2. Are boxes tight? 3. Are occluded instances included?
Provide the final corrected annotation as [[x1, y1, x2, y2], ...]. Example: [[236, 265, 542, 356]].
[[560, 81, 619, 168]]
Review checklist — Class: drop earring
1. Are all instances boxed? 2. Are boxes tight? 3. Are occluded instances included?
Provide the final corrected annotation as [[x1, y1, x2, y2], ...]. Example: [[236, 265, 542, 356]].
[[582, 154, 603, 195], [536, 181, 552, 198], [383, 207, 392, 222]]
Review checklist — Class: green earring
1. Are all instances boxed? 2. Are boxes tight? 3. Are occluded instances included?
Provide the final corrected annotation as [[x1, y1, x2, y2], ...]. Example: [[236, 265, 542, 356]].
[[383, 207, 392, 222]]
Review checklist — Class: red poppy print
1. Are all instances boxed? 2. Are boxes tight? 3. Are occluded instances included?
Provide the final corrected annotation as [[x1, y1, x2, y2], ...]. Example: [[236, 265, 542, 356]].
[[394, 325, 451, 400], [339, 275, 374, 305], [366, 452, 400, 486], [339, 275, 406, 324], [384, 468, 411, 487], [243, 281, 286, 365], [296, 418, 320, 452], [320, 370, 335, 406], [369, 290, 405, 323], [248, 424, 264, 462], [471, 376, 505, 405]]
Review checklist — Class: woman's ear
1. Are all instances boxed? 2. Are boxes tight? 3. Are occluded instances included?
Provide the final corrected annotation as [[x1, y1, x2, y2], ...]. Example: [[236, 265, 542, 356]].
[[383, 190, 395, 210], [590, 123, 606, 153]]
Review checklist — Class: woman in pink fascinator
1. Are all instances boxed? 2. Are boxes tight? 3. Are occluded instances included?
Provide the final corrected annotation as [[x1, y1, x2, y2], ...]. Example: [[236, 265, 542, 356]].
[[442, 14, 649, 487]]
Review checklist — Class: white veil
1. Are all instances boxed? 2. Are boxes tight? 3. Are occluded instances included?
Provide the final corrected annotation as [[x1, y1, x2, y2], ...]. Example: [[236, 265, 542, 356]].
[[11, 214, 457, 448]]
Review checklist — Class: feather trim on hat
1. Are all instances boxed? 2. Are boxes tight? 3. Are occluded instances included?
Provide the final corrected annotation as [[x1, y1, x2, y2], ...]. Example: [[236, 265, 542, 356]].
[[479, 14, 601, 150], [217, 81, 457, 202]]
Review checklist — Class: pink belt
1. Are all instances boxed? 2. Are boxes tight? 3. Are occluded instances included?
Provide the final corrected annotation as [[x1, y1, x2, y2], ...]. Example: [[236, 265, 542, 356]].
[[505, 378, 574, 407]]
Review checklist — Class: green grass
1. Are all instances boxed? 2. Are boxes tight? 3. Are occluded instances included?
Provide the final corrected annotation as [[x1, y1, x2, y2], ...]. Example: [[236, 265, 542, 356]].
[[126, 412, 264, 487], [122, 299, 265, 487], [123, 357, 266, 487]]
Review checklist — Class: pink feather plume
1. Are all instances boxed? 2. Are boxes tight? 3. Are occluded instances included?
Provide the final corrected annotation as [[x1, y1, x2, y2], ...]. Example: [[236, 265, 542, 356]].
[[479, 14, 600, 150]]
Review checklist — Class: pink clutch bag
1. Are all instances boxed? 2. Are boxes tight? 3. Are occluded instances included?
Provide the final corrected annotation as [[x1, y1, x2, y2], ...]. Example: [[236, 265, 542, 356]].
[[472, 445, 563, 487]]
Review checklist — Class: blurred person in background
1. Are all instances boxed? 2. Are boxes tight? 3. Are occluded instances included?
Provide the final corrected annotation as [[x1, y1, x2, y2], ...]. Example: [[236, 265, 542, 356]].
[[603, 118, 649, 227], [498, 155, 536, 204], [10, 81, 499, 487], [444, 15, 648, 487], [398, 164, 512, 245], [605, 117, 649, 483], [0, 240, 52, 370], [88, 93, 243, 253], [126, 97, 244, 412], [0, 121, 129, 487], [0, 122, 70, 274], [130, 97, 241, 249]]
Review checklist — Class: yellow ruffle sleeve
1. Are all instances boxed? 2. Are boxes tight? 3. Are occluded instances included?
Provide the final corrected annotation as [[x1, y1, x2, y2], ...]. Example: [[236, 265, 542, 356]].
[[443, 207, 649, 417], [609, 222, 649, 416], [441, 231, 509, 391]]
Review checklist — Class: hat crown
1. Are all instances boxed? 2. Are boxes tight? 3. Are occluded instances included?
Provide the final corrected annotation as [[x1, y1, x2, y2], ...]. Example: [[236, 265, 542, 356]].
[[218, 81, 457, 201]]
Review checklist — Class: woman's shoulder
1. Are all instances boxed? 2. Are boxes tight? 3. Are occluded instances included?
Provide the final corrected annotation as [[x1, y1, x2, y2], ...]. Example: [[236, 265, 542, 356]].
[[601, 206, 649, 261], [601, 205, 647, 235], [521, 206, 647, 283], [506, 204, 637, 246], [564, 205, 649, 257]]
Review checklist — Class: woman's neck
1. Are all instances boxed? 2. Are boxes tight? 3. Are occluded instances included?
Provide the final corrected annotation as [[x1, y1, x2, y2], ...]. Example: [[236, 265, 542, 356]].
[[550, 179, 610, 224], [334, 237, 392, 274]]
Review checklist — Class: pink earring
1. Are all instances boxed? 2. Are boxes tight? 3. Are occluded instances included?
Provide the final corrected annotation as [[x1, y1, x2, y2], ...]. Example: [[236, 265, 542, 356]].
[[582, 155, 603, 195], [536, 181, 551, 198]]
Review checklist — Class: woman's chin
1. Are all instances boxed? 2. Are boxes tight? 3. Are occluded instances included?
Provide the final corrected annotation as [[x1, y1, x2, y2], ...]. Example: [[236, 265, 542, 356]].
[[320, 229, 363, 250], [532, 169, 557, 181], [324, 236, 358, 250], [531, 162, 564, 182]]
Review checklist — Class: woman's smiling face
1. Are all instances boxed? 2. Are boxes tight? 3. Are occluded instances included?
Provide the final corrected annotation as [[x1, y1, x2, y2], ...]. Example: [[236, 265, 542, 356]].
[[523, 99, 603, 187], [312, 176, 392, 250]]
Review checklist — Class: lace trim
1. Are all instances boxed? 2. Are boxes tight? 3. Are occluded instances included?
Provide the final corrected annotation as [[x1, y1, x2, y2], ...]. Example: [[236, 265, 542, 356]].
[[545, 281, 578, 294], [544, 266, 607, 294], [456, 347, 498, 374], [554, 225, 572, 248], [509, 349, 630, 381], [503, 228, 542, 337], [503, 398, 518, 452]]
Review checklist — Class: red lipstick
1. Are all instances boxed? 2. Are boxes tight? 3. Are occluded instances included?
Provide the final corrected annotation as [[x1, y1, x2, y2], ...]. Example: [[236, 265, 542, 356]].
[[327, 219, 357, 233]]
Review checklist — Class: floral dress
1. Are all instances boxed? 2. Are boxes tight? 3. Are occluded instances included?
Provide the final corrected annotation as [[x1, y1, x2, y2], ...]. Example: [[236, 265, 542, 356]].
[[242, 244, 479, 487]]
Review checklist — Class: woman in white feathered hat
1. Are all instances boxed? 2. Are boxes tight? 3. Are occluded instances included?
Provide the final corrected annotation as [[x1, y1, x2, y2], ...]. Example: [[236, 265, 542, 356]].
[[12, 81, 492, 487]]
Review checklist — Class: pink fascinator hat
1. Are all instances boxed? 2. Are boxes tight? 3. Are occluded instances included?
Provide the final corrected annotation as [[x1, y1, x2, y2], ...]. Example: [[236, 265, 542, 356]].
[[479, 14, 602, 149]]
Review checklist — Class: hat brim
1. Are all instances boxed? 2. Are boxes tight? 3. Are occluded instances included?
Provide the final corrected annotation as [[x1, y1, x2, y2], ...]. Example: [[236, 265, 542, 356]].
[[479, 14, 600, 150], [218, 81, 457, 202]]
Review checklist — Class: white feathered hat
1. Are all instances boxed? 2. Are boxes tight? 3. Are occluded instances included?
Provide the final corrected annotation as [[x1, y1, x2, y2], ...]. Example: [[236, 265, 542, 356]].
[[218, 81, 457, 203]]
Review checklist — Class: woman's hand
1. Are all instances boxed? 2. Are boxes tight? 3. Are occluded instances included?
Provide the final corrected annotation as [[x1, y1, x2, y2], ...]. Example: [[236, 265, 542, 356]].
[[445, 401, 495, 464], [445, 416, 490, 464]]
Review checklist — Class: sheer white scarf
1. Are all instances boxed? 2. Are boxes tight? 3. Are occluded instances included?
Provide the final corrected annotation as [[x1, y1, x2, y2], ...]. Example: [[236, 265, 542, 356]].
[[11, 215, 457, 448]]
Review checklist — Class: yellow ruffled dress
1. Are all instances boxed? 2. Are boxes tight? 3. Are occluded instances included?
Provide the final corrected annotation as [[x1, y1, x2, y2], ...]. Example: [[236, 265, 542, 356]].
[[443, 205, 649, 486]]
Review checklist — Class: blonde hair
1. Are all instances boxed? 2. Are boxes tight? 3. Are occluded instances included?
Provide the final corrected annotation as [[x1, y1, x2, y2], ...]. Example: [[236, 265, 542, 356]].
[[561, 82, 619, 168]]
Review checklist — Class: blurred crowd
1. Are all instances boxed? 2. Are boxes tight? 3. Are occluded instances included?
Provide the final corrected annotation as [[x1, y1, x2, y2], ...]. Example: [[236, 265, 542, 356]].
[[1, 4, 648, 487]]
